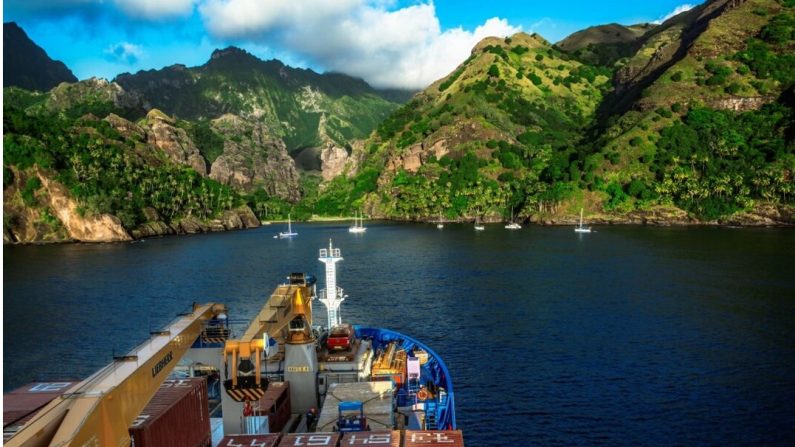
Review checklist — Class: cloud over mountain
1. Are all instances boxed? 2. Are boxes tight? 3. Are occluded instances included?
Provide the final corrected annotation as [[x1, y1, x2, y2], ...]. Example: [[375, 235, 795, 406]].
[[104, 41, 144, 64], [198, 0, 520, 89], [654, 3, 695, 24], [114, 0, 198, 19]]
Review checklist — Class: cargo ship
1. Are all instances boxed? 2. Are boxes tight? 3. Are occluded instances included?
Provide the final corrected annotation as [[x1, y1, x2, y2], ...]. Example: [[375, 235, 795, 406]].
[[4, 241, 462, 447]]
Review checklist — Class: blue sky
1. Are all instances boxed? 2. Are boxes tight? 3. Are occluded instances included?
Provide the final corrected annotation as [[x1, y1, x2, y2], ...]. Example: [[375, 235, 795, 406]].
[[4, 1, 698, 89]]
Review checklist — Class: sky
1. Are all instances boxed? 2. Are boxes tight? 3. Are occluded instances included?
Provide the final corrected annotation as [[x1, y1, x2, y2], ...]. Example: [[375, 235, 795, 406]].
[[3, 0, 698, 90]]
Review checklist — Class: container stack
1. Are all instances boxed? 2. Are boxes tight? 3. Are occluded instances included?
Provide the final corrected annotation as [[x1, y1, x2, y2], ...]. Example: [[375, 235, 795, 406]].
[[128, 378, 210, 447]]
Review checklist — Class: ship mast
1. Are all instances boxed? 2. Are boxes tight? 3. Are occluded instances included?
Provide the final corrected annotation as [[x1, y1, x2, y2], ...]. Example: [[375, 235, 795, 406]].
[[318, 239, 345, 328]]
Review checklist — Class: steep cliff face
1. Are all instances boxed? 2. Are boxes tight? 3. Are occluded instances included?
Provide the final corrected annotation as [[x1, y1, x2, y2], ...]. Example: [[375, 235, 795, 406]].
[[209, 114, 301, 201], [37, 171, 132, 242], [3, 168, 70, 243], [320, 145, 352, 181], [144, 109, 208, 175], [3, 168, 131, 243]]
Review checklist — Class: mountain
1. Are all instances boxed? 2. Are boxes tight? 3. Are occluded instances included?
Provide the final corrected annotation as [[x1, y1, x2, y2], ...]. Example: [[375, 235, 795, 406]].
[[3, 41, 409, 242], [114, 47, 403, 154], [4, 0, 794, 244], [310, 0, 794, 224], [555, 23, 656, 66], [304, 31, 615, 217], [3, 22, 77, 91]]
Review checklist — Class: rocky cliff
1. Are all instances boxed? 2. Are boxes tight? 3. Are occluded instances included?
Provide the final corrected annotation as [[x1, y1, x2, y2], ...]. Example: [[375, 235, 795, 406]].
[[144, 109, 208, 175], [209, 114, 301, 201], [4, 168, 132, 243]]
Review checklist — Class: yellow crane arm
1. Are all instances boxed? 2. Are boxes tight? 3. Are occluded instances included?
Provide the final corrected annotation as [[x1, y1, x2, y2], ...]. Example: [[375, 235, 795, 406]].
[[7, 303, 227, 447], [223, 280, 313, 401]]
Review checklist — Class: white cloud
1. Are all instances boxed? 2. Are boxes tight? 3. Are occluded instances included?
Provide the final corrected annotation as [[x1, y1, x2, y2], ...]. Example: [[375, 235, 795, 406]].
[[104, 42, 144, 64], [198, 0, 520, 89], [113, 0, 198, 19], [653, 4, 695, 25]]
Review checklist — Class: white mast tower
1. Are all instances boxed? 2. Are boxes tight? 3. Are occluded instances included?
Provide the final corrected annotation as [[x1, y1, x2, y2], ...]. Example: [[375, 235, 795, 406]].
[[318, 240, 346, 328]]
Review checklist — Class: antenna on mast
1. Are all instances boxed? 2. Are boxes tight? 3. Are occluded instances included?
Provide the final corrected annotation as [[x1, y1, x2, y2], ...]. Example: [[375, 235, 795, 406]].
[[318, 239, 346, 328]]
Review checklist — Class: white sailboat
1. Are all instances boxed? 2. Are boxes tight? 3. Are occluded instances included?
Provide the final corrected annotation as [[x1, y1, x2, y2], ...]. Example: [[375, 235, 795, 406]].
[[348, 211, 367, 233], [437, 212, 444, 229], [505, 209, 521, 230], [278, 213, 298, 238], [574, 208, 592, 233], [474, 216, 485, 231]]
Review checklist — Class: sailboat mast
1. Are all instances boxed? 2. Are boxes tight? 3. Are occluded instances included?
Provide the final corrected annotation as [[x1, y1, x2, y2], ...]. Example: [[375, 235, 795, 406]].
[[579, 208, 583, 228]]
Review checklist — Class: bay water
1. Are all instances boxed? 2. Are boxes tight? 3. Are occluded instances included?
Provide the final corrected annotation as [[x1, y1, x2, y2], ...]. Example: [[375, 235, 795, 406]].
[[4, 223, 794, 445]]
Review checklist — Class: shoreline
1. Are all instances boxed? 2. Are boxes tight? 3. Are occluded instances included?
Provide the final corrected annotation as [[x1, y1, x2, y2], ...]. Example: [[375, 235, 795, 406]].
[[4, 217, 792, 246]]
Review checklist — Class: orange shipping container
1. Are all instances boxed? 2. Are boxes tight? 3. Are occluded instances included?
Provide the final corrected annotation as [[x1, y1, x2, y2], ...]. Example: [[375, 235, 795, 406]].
[[218, 434, 281, 447], [404, 430, 464, 447], [340, 430, 400, 447], [277, 432, 340, 447], [129, 378, 211, 447]]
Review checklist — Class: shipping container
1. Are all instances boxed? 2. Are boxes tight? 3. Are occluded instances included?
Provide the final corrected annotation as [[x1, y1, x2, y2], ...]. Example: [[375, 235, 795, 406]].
[[277, 432, 340, 447], [3, 381, 77, 435], [129, 378, 210, 447], [404, 430, 464, 447], [255, 382, 291, 433], [340, 430, 400, 447], [218, 433, 281, 447]]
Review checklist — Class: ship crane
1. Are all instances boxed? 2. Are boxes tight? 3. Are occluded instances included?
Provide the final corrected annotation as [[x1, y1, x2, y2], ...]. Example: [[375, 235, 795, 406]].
[[6, 303, 229, 447], [222, 273, 316, 402], [318, 240, 346, 328]]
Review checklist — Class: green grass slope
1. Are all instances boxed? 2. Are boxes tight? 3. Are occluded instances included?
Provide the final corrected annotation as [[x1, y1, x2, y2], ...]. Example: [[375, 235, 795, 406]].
[[590, 0, 794, 220]]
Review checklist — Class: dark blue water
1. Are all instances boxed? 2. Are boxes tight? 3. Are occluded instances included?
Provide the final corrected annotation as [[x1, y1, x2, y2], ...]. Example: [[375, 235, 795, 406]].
[[5, 223, 795, 446]]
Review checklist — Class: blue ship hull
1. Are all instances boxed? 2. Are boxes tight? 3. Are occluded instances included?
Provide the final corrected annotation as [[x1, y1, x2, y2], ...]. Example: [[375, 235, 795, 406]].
[[356, 326, 456, 430]]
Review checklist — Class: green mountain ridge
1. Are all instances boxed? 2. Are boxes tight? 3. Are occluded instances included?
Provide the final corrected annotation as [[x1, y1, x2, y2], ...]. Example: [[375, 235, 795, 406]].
[[311, 0, 794, 224], [114, 47, 405, 152]]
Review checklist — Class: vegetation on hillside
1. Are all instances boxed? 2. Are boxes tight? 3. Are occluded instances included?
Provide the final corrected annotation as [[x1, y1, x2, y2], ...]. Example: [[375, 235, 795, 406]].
[[304, 2, 794, 222], [2, 102, 301, 229]]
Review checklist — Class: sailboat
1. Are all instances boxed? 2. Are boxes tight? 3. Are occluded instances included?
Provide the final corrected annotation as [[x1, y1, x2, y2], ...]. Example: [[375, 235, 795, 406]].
[[505, 209, 521, 230], [474, 216, 485, 231], [278, 213, 298, 238], [348, 211, 367, 233], [574, 208, 592, 233], [436, 212, 444, 229]]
